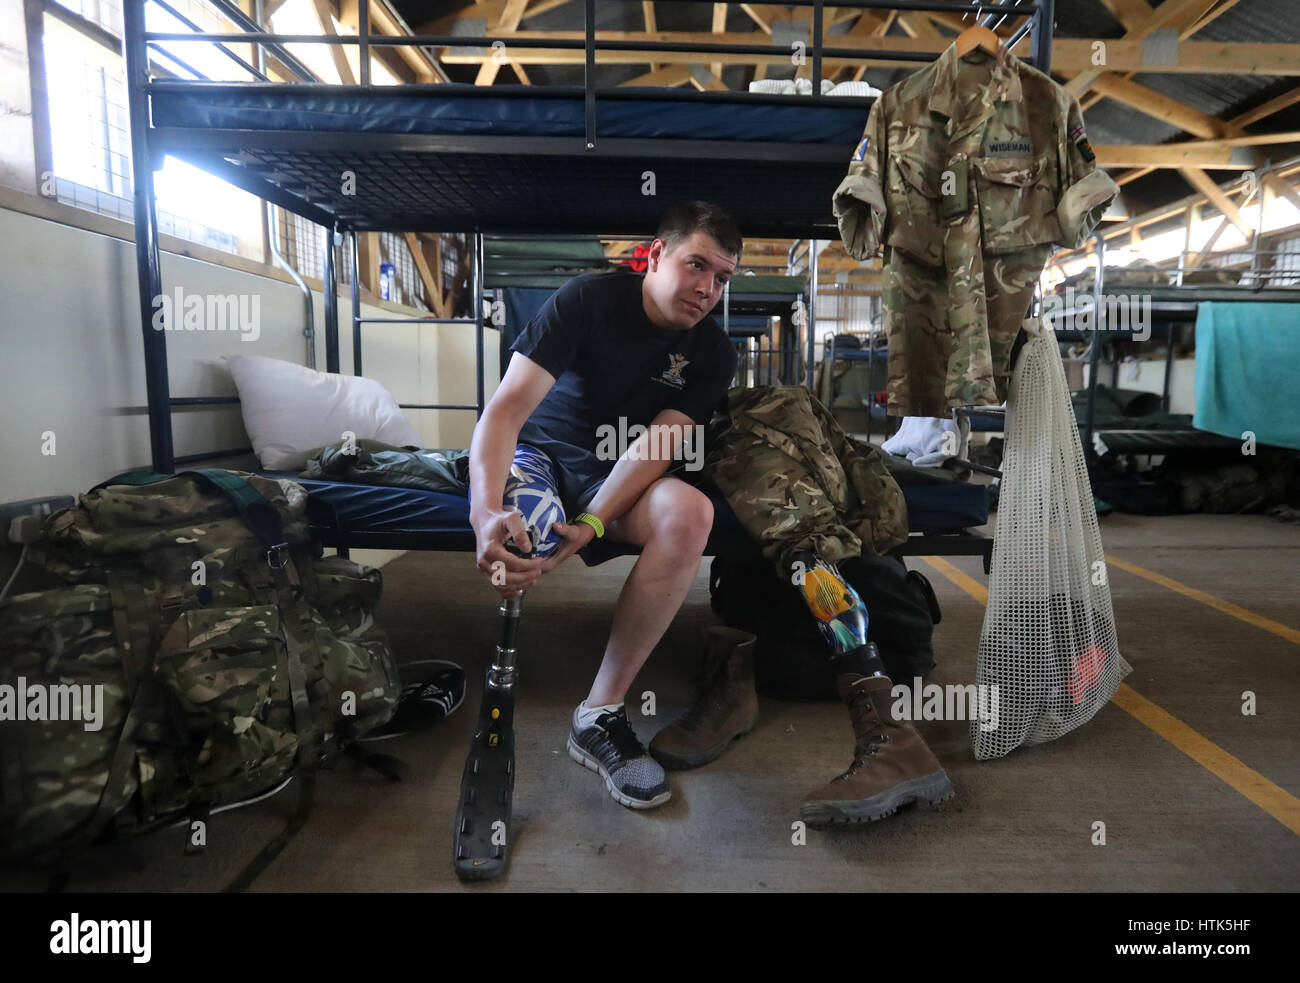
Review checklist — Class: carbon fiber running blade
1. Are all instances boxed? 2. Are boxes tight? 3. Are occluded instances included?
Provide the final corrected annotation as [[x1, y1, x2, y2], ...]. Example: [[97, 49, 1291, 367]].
[[452, 669, 516, 882]]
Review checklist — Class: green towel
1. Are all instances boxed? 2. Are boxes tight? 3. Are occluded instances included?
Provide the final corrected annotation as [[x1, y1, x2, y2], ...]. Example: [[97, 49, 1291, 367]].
[[1194, 302, 1300, 451]]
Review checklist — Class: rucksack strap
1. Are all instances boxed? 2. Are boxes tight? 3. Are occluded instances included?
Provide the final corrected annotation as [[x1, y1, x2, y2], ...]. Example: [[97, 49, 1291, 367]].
[[222, 611, 320, 893], [94, 469, 290, 569]]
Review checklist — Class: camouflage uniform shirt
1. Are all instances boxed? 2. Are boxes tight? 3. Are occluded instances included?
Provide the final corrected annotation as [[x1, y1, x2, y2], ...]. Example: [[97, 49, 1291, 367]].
[[833, 43, 1120, 416]]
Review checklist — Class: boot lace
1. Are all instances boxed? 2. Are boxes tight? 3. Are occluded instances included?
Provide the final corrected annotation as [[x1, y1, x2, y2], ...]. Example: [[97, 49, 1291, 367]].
[[839, 689, 891, 778]]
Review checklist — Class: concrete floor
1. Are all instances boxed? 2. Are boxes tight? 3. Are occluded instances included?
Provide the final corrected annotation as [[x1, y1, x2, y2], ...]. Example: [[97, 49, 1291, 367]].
[[4, 511, 1298, 892]]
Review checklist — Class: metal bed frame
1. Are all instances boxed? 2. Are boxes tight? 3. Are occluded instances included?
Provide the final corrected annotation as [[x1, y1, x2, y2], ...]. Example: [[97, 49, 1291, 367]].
[[122, 0, 1056, 476], [1053, 221, 1300, 460], [121, 0, 1058, 575]]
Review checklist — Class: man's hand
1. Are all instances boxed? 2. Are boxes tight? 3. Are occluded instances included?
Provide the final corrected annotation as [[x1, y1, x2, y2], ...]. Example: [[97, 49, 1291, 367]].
[[472, 506, 545, 598], [537, 520, 596, 574]]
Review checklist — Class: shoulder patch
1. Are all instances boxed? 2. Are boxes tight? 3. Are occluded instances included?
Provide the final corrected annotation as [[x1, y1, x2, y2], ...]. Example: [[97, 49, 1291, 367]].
[[1069, 122, 1086, 142], [1076, 137, 1096, 163], [851, 136, 870, 163]]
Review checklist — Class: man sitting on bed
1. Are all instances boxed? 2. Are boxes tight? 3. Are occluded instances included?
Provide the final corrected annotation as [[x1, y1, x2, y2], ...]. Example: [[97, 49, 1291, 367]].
[[467, 201, 740, 810]]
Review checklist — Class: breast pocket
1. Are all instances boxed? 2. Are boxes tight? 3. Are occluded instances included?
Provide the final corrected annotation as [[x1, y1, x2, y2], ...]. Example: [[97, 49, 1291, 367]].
[[974, 155, 1063, 254], [885, 153, 944, 267]]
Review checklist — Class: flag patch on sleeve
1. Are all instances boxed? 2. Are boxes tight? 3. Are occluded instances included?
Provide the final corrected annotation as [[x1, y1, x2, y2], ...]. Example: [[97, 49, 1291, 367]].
[[1069, 123, 1086, 142], [852, 137, 870, 162]]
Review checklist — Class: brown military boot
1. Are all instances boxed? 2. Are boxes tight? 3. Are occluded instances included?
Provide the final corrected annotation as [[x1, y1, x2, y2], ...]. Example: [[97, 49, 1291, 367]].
[[801, 672, 954, 825], [650, 626, 759, 770]]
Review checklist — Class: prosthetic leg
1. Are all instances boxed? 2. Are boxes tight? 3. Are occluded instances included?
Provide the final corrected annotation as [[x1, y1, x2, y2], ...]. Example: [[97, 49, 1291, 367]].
[[787, 549, 954, 825], [788, 550, 874, 673], [452, 586, 522, 882], [455, 446, 563, 880]]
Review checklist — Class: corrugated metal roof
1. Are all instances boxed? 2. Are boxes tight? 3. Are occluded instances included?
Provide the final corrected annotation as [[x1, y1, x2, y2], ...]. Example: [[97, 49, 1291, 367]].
[[390, 0, 1300, 207], [1080, 99, 1183, 147]]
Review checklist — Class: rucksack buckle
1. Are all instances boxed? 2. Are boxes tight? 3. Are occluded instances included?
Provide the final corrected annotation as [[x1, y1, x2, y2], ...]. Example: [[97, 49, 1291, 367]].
[[266, 542, 290, 569]]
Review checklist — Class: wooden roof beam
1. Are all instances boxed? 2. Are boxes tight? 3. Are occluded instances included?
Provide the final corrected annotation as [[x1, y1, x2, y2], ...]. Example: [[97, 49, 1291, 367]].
[[1264, 172, 1300, 215], [415, 0, 568, 39], [688, 67, 729, 91], [1067, 0, 1223, 96], [339, 1, 415, 82], [1234, 84, 1300, 130], [619, 64, 691, 86], [1097, 144, 1247, 169], [310, 0, 356, 84], [1080, 0, 1240, 110], [1110, 83, 1300, 189], [477, 0, 531, 85], [1179, 167, 1253, 236], [1088, 73, 1243, 139], [1098, 0, 1155, 33], [1183, 0, 1243, 37], [405, 233, 445, 317], [1048, 162, 1300, 263], [335, 0, 448, 81], [738, 5, 789, 36], [443, 35, 1300, 76], [711, 4, 726, 84], [643, 1, 658, 71]]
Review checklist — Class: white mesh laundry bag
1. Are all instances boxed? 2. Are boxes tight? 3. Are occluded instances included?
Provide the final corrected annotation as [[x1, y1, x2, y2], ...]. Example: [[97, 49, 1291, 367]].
[[973, 317, 1131, 760]]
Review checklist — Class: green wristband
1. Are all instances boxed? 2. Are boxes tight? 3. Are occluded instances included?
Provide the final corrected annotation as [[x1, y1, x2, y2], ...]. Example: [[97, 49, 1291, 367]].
[[573, 512, 605, 539]]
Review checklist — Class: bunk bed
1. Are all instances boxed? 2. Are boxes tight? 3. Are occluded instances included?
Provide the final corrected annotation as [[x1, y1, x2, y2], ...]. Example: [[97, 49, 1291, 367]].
[[1052, 231, 1300, 461], [123, 0, 1060, 573]]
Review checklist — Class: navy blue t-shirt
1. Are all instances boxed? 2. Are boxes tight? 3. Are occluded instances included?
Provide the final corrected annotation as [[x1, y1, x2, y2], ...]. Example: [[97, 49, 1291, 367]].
[[510, 270, 736, 513]]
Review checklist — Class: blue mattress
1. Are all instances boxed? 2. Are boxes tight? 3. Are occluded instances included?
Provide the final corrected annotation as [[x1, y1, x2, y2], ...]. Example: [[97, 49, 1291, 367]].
[[150, 85, 870, 146], [272, 473, 988, 562]]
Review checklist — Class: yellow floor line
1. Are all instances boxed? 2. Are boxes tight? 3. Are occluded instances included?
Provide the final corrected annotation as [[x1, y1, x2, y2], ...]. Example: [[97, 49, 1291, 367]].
[[916, 554, 1300, 838], [919, 556, 988, 605], [1105, 553, 1300, 647], [1110, 685, 1300, 836]]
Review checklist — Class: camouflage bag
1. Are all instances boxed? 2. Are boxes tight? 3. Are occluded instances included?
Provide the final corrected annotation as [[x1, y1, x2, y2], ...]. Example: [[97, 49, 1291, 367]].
[[703, 385, 909, 569], [0, 469, 400, 881]]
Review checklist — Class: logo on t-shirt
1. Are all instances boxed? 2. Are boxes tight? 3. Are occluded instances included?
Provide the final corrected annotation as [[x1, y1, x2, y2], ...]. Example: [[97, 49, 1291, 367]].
[[656, 353, 689, 388]]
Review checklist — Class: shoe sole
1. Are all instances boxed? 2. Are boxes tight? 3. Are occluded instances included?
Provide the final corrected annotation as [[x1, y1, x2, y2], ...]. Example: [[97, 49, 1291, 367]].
[[650, 712, 759, 771], [566, 736, 672, 810], [799, 770, 955, 827]]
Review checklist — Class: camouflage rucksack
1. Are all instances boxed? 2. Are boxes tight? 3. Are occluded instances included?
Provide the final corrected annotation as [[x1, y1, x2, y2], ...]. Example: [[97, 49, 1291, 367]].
[[0, 469, 400, 881]]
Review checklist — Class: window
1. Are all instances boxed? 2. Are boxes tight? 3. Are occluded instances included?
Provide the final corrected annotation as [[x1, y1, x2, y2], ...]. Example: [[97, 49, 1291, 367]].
[[34, 0, 415, 279], [41, 1, 265, 257]]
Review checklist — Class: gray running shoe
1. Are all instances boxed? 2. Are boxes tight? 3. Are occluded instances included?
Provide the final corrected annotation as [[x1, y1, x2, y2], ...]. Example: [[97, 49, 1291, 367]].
[[567, 706, 671, 809]]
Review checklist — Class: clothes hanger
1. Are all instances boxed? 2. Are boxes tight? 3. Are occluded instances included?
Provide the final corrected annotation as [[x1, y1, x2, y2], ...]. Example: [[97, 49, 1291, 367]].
[[955, 25, 1001, 57]]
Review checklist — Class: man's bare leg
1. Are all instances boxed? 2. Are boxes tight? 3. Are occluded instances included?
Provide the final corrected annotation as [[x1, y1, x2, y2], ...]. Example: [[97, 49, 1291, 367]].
[[584, 476, 713, 707]]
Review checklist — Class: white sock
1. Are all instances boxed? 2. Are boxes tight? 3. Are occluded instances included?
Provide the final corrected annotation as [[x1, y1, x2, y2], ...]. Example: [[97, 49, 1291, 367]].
[[574, 700, 622, 729]]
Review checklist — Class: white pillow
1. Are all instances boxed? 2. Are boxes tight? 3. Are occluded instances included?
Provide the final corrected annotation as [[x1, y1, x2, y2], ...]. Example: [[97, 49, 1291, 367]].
[[224, 354, 421, 470]]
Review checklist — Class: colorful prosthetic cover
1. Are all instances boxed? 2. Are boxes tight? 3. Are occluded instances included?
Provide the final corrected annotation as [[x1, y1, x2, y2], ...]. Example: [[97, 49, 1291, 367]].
[[500, 444, 567, 558], [788, 550, 870, 657]]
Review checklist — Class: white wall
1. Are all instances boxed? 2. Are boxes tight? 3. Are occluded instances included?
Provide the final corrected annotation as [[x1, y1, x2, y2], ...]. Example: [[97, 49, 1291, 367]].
[[0, 206, 499, 565], [1086, 357, 1197, 415]]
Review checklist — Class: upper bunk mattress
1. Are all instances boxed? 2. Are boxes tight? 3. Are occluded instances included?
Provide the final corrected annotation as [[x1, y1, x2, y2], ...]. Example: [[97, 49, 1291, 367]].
[[146, 84, 874, 237], [150, 85, 871, 145]]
